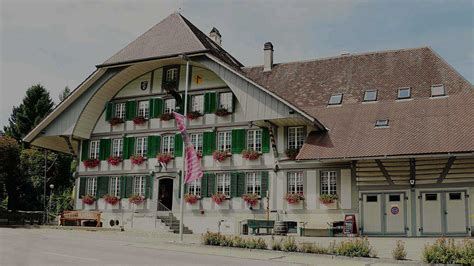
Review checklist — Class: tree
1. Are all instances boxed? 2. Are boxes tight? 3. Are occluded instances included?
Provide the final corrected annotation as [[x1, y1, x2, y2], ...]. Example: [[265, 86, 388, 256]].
[[3, 84, 54, 143], [59, 86, 71, 102], [0, 136, 21, 210]]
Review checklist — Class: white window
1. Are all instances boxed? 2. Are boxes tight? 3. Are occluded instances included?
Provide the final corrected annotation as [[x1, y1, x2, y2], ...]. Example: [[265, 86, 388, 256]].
[[162, 135, 175, 154], [247, 129, 262, 152], [321, 171, 337, 195], [133, 176, 146, 196], [89, 140, 100, 159], [109, 176, 120, 197], [328, 94, 343, 105], [246, 172, 261, 196], [216, 173, 230, 197], [115, 102, 125, 119], [188, 179, 201, 196], [287, 172, 304, 194], [86, 177, 97, 196], [138, 100, 149, 118], [363, 90, 378, 102], [431, 84, 446, 97], [112, 138, 123, 157], [288, 127, 304, 149], [190, 133, 203, 153], [166, 68, 178, 82], [217, 131, 232, 152], [135, 137, 147, 156], [375, 119, 389, 127], [164, 99, 176, 113], [191, 95, 204, 113], [397, 88, 411, 99], [219, 92, 233, 111]]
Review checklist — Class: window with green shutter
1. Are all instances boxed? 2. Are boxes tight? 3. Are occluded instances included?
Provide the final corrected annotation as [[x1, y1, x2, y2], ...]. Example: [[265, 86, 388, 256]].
[[147, 136, 161, 158], [261, 172, 269, 197], [145, 175, 153, 199], [204, 92, 217, 113], [105, 102, 114, 121], [230, 173, 238, 198], [120, 176, 127, 198], [231, 129, 246, 154], [174, 134, 183, 157], [97, 176, 109, 198], [206, 173, 216, 197], [99, 139, 111, 160], [236, 172, 246, 196], [79, 177, 87, 198], [123, 137, 135, 159], [201, 174, 208, 197], [125, 101, 137, 120], [203, 131, 216, 155], [262, 128, 270, 153], [126, 176, 133, 197], [81, 140, 90, 161], [150, 98, 164, 118]]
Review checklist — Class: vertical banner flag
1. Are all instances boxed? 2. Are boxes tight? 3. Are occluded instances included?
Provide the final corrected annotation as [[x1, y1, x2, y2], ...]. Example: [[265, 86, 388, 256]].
[[173, 111, 203, 183]]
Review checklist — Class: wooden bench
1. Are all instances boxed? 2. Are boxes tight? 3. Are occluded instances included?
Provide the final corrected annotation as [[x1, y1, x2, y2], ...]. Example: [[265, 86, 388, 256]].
[[60, 211, 101, 227], [246, 219, 274, 235]]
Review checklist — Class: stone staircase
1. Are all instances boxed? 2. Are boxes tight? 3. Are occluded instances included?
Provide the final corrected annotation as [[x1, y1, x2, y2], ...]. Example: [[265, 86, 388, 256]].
[[157, 214, 193, 234]]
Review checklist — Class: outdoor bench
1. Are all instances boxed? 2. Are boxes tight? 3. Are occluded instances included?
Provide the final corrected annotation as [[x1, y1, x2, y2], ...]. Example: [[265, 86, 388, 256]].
[[60, 211, 101, 227]]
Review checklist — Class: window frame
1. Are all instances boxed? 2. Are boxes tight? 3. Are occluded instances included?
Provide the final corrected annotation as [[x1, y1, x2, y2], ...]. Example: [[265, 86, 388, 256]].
[[188, 179, 201, 196], [109, 176, 120, 197], [320, 170, 337, 195], [431, 84, 446, 97], [190, 133, 203, 153], [246, 172, 262, 197], [397, 87, 411, 99], [135, 137, 148, 157], [190, 94, 204, 113], [164, 98, 176, 114], [363, 90, 378, 102], [112, 138, 123, 157], [114, 102, 126, 119], [133, 176, 146, 196], [89, 140, 100, 159], [328, 93, 343, 105], [287, 172, 304, 194], [217, 131, 232, 152], [165, 68, 178, 83], [86, 177, 97, 196], [287, 126, 305, 150], [162, 135, 175, 154], [137, 100, 149, 119], [219, 92, 233, 111], [216, 173, 230, 197], [247, 129, 262, 152], [375, 119, 389, 128]]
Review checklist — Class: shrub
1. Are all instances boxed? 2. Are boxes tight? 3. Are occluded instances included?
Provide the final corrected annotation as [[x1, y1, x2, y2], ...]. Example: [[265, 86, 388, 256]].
[[271, 238, 282, 251], [254, 238, 267, 249], [422, 238, 474, 265], [298, 243, 328, 254], [392, 240, 407, 260], [201, 231, 223, 246], [281, 237, 298, 252], [332, 237, 377, 258], [201, 233, 267, 250]]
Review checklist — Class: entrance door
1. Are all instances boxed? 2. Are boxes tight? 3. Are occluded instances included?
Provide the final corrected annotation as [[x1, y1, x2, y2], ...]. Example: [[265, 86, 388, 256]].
[[421, 192, 443, 234], [362, 194, 382, 234], [158, 179, 173, 211], [445, 191, 468, 234], [361, 192, 406, 235], [385, 193, 405, 234]]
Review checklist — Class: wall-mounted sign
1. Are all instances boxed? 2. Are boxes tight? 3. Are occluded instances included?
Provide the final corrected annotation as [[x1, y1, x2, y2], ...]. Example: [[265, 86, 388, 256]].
[[391, 205, 400, 215], [140, 81, 148, 91], [194, 75, 203, 84]]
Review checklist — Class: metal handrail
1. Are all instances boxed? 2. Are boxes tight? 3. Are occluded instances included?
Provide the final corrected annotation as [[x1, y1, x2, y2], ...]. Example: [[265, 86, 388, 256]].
[[157, 201, 173, 231]]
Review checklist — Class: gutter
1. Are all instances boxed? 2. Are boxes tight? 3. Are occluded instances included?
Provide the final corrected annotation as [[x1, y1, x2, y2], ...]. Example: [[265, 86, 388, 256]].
[[296, 151, 474, 162]]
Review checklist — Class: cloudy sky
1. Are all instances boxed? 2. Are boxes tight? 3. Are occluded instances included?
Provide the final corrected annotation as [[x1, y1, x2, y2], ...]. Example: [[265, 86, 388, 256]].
[[1, 0, 473, 128]]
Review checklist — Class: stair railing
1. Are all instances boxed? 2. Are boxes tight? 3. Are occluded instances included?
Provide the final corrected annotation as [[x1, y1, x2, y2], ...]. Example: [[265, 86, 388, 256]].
[[157, 201, 173, 229]]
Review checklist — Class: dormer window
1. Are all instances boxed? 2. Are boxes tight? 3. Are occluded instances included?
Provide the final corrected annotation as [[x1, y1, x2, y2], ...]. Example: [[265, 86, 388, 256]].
[[375, 119, 389, 128], [166, 68, 178, 82], [397, 88, 411, 99], [363, 90, 378, 102], [328, 93, 343, 105], [431, 84, 446, 97]]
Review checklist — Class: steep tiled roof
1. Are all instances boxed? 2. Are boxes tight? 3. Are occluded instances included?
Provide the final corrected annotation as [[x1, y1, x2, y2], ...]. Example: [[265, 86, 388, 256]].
[[243, 47, 473, 159], [100, 13, 243, 68]]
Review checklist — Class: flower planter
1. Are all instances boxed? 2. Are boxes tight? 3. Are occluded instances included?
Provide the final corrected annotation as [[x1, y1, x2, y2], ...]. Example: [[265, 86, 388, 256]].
[[109, 117, 124, 126], [287, 200, 304, 210], [215, 199, 230, 210], [320, 201, 338, 210], [157, 153, 173, 165], [214, 108, 231, 117], [84, 202, 97, 210], [212, 151, 232, 163], [160, 113, 174, 121], [186, 111, 202, 120], [241, 150, 260, 161], [130, 155, 146, 166], [107, 156, 122, 166], [133, 116, 147, 125], [83, 159, 100, 169]]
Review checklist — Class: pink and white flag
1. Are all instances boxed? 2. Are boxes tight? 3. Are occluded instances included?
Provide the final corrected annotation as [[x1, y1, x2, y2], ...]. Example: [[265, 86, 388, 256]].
[[173, 112, 203, 184]]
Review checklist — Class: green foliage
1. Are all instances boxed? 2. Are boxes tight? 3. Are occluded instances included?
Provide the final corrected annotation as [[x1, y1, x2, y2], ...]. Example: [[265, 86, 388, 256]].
[[422, 238, 473, 265], [51, 187, 74, 215], [201, 232, 267, 250], [281, 236, 298, 252], [59, 86, 71, 102], [271, 237, 282, 251], [392, 240, 407, 260], [0, 136, 21, 210], [331, 237, 377, 258], [298, 242, 329, 254]]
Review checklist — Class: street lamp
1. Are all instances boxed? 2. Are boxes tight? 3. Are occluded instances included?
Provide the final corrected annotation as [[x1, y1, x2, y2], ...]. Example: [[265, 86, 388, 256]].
[[48, 184, 54, 224]]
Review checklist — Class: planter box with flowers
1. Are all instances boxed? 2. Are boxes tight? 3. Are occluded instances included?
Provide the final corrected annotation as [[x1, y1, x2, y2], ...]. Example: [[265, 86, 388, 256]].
[[82, 195, 97, 210], [107, 156, 122, 166], [212, 193, 229, 210], [319, 194, 338, 209], [286, 193, 305, 210], [109, 117, 124, 127], [242, 193, 260, 210], [130, 154, 146, 166], [129, 195, 146, 210], [133, 116, 148, 129], [187, 111, 203, 123], [160, 113, 175, 128], [103, 194, 120, 210], [285, 148, 300, 160], [83, 158, 100, 170], [215, 108, 232, 123], [184, 194, 201, 210], [241, 150, 260, 161], [212, 150, 232, 164], [157, 153, 173, 167]]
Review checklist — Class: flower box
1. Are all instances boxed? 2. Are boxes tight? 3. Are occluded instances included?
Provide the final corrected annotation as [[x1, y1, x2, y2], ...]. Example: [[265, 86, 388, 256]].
[[319, 194, 338, 209], [160, 113, 174, 121], [287, 200, 304, 210], [242, 193, 259, 209], [133, 116, 147, 125], [214, 108, 231, 117], [241, 150, 260, 161], [107, 156, 122, 166], [216, 200, 230, 210], [186, 111, 202, 120], [83, 158, 100, 169], [212, 193, 229, 209], [285, 193, 305, 204], [129, 195, 145, 205], [109, 117, 124, 126], [157, 153, 173, 165], [82, 195, 96, 205], [320, 201, 338, 210], [212, 150, 231, 162], [103, 194, 120, 205], [130, 154, 146, 165], [285, 148, 300, 160]]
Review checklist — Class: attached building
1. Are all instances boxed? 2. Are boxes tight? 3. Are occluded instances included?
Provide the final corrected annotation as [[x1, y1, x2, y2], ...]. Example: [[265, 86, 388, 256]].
[[25, 12, 474, 236]]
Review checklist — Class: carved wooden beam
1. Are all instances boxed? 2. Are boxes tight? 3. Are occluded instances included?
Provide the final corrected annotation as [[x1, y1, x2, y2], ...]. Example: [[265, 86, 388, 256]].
[[375, 159, 394, 185], [437, 156, 456, 184]]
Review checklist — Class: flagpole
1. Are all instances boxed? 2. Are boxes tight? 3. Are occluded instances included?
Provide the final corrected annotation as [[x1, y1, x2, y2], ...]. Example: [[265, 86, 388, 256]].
[[179, 56, 190, 242]]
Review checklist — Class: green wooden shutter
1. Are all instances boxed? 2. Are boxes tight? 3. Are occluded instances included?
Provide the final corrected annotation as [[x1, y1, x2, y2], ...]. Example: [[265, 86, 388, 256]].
[[147, 136, 157, 158], [204, 92, 217, 113], [125, 101, 137, 120], [81, 140, 90, 161], [237, 172, 246, 196], [262, 128, 270, 153], [145, 175, 153, 199], [122, 137, 129, 159], [174, 134, 183, 157], [230, 173, 238, 198], [120, 176, 127, 198], [126, 176, 134, 197], [201, 174, 208, 198], [207, 173, 216, 197], [151, 98, 164, 118], [203, 131, 216, 156], [105, 102, 114, 121], [231, 129, 246, 154], [97, 176, 109, 197], [99, 139, 111, 160], [261, 171, 269, 197], [79, 177, 87, 198], [128, 137, 136, 157], [177, 93, 185, 114]]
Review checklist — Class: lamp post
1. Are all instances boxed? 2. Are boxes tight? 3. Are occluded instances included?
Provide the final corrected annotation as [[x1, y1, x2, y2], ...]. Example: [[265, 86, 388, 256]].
[[48, 184, 54, 224]]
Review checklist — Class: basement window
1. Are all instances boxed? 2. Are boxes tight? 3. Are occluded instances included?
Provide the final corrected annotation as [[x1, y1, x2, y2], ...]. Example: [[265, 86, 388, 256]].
[[375, 119, 389, 128], [397, 87, 411, 99], [431, 84, 446, 97], [328, 93, 343, 105], [363, 90, 378, 102]]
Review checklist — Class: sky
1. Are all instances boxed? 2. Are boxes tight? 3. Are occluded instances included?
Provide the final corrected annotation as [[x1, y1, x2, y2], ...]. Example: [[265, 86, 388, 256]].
[[1, 0, 473, 128]]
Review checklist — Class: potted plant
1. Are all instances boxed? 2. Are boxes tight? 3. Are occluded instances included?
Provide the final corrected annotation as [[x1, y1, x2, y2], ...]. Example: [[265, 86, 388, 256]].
[[160, 113, 174, 121], [83, 158, 100, 169], [184, 193, 200, 205], [109, 117, 124, 126], [285, 193, 305, 204], [103, 194, 119, 205], [241, 149, 260, 161], [215, 108, 231, 117], [129, 194, 145, 205], [285, 148, 300, 160], [319, 194, 338, 208], [82, 194, 96, 205], [107, 156, 122, 166], [157, 153, 173, 165], [211, 193, 227, 205], [186, 111, 202, 120], [130, 154, 146, 165], [212, 150, 231, 162], [133, 116, 147, 125], [242, 193, 259, 208]]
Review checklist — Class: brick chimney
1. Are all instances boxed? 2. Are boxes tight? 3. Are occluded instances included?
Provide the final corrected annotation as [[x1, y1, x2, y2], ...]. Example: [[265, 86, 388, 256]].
[[209, 27, 222, 46], [264, 42, 274, 72]]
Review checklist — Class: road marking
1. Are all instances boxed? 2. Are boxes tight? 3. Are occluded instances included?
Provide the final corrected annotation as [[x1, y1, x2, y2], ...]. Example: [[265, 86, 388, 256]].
[[40, 251, 99, 261]]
